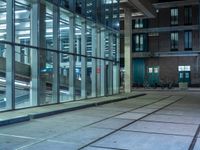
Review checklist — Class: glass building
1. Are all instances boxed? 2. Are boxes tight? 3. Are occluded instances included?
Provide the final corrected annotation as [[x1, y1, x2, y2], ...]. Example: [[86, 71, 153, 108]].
[[0, 0, 120, 111]]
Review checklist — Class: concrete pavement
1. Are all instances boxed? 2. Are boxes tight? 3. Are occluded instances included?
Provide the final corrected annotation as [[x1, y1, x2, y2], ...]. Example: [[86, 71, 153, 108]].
[[0, 91, 200, 150], [0, 92, 145, 126]]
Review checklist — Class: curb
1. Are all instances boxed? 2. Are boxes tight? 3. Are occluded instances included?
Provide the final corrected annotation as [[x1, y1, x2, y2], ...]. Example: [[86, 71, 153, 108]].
[[0, 93, 145, 127]]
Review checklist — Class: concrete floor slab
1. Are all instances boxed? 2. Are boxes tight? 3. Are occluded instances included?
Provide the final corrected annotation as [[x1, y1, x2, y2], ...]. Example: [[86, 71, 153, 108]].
[[122, 121, 198, 136], [114, 112, 147, 120], [0, 115, 104, 139], [50, 127, 113, 146], [194, 138, 200, 150], [21, 140, 79, 150], [90, 118, 133, 130], [91, 131, 192, 150], [0, 134, 38, 150]]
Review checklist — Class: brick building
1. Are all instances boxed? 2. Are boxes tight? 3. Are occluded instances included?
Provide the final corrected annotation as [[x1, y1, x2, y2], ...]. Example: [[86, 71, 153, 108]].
[[121, 0, 200, 87]]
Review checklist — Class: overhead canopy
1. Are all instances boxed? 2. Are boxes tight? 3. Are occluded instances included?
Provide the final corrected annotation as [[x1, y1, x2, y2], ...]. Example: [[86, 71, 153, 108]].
[[120, 0, 156, 19]]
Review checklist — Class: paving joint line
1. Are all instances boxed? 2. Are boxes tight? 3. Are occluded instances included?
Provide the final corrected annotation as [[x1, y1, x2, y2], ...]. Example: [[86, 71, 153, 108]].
[[139, 120, 200, 126], [79, 96, 184, 149], [121, 129, 194, 138], [90, 145, 128, 150], [188, 124, 200, 150]]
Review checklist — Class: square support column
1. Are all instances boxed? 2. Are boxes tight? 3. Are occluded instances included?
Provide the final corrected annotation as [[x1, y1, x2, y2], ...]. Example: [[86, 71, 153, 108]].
[[69, 15, 75, 100], [113, 34, 120, 94], [124, 9, 133, 93], [81, 21, 87, 99], [100, 29, 106, 96], [108, 33, 114, 95], [91, 27, 97, 97], [6, 0, 15, 110], [52, 5, 60, 103], [96, 29, 101, 96], [30, 1, 46, 106]]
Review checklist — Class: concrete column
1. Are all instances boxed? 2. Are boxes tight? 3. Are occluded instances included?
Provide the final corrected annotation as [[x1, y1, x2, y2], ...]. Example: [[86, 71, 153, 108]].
[[113, 33, 120, 94], [96, 29, 101, 96], [100, 29, 106, 96], [30, 1, 46, 106], [91, 27, 97, 97], [108, 33, 113, 95], [6, 0, 15, 110], [52, 5, 60, 103], [81, 21, 87, 99], [124, 8, 133, 93], [38, 3, 46, 105], [69, 15, 75, 100]]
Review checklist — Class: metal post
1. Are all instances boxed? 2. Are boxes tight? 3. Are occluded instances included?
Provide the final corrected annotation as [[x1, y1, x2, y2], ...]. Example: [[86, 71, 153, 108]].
[[6, 0, 15, 110]]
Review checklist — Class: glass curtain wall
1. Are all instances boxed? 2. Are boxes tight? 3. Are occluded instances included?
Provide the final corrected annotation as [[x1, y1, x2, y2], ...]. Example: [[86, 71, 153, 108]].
[[0, 0, 119, 111]]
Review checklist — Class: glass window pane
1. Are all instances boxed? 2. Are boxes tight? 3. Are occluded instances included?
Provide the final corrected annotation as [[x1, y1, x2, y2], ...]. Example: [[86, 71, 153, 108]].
[[15, 1, 31, 45]]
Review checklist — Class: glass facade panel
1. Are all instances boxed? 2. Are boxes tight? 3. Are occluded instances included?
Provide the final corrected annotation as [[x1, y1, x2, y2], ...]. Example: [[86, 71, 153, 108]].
[[15, 45, 31, 109], [0, 43, 6, 111], [15, 1, 31, 46], [0, 0, 119, 111], [59, 8, 70, 102]]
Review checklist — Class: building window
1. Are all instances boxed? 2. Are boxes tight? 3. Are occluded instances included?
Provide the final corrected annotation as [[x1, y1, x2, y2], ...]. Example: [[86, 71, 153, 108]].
[[184, 31, 192, 50], [133, 19, 143, 29], [133, 19, 147, 29], [171, 32, 178, 51], [178, 66, 191, 71], [171, 8, 178, 25], [184, 6, 192, 25], [133, 34, 148, 52]]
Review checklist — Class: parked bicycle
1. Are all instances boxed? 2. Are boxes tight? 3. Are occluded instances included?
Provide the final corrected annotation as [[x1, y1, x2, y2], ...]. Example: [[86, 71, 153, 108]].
[[160, 79, 176, 89]]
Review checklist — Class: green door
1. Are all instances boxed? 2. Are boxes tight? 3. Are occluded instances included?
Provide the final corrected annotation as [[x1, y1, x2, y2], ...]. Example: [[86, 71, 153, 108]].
[[178, 66, 191, 84], [147, 66, 159, 86], [133, 59, 145, 86], [178, 71, 191, 84]]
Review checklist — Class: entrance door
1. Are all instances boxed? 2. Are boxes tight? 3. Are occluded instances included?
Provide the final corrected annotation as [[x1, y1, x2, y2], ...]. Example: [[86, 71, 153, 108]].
[[178, 66, 191, 84], [133, 59, 145, 87], [147, 66, 159, 86]]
